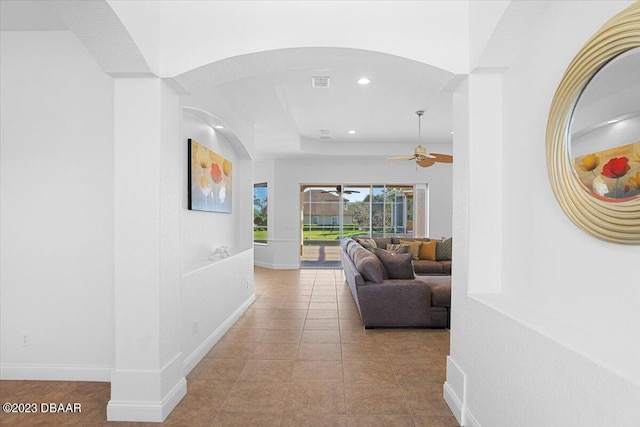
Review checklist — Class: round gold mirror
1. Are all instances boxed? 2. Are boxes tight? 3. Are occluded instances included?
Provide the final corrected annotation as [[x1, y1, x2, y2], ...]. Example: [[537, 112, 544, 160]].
[[546, 2, 640, 244]]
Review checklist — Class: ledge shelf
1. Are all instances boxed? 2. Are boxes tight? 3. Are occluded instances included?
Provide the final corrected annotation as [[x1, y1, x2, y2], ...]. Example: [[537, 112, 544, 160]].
[[182, 247, 253, 276]]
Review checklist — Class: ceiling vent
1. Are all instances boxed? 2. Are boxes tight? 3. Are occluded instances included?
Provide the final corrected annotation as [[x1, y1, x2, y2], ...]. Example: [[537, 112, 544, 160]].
[[312, 76, 330, 88], [319, 129, 331, 139]]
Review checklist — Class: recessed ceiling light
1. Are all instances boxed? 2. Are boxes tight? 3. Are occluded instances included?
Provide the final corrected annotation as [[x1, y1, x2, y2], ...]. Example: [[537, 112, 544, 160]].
[[348, 130, 356, 134], [450, 131, 454, 135], [214, 125, 224, 129], [357, 77, 370, 85]]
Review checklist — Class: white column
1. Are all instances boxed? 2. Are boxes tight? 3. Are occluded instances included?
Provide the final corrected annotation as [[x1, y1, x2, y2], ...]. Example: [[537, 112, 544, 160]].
[[414, 183, 428, 237], [107, 78, 185, 422], [465, 72, 504, 294], [444, 72, 504, 425]]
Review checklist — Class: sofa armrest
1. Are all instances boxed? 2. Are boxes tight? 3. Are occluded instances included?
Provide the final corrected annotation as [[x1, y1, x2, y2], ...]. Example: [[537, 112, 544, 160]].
[[356, 281, 434, 326]]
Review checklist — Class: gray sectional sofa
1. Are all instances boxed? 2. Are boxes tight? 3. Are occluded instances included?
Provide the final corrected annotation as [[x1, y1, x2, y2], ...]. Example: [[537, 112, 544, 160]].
[[340, 237, 451, 328], [354, 236, 452, 275]]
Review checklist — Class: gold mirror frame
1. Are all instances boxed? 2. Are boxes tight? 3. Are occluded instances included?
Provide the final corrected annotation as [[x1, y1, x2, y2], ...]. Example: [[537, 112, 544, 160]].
[[546, 2, 640, 244]]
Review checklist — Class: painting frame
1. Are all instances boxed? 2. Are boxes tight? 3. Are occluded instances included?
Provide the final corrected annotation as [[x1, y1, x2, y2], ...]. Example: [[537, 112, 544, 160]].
[[188, 138, 232, 213]]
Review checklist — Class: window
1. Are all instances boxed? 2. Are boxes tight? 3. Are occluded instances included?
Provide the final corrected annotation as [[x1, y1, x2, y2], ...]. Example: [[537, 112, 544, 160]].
[[253, 183, 267, 243], [301, 184, 414, 245]]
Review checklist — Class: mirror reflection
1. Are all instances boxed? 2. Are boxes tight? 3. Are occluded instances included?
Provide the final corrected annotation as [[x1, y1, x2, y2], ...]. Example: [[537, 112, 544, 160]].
[[570, 47, 640, 200]]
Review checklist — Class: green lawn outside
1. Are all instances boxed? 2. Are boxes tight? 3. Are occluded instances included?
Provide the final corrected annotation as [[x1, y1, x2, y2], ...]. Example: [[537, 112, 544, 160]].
[[302, 230, 368, 240], [254, 230, 369, 241], [255, 229, 400, 241], [253, 230, 267, 242]]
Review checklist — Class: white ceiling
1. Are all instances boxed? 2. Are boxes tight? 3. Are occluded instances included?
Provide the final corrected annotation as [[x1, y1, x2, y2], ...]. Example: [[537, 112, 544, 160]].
[[0, 1, 66, 31], [1, 0, 458, 161], [187, 48, 458, 160]]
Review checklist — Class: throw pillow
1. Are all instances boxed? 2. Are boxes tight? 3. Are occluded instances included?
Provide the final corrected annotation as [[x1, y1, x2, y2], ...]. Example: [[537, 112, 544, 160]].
[[399, 240, 422, 261], [385, 244, 409, 254], [374, 248, 415, 280], [419, 240, 437, 260], [436, 237, 453, 261], [354, 253, 386, 284], [357, 238, 378, 252]]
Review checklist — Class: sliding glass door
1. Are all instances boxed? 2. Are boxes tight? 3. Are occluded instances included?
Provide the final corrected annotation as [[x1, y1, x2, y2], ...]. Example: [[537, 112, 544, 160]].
[[300, 184, 415, 267], [301, 186, 344, 246]]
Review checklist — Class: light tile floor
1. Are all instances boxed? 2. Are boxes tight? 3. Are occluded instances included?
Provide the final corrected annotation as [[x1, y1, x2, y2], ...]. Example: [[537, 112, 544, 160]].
[[0, 267, 459, 426]]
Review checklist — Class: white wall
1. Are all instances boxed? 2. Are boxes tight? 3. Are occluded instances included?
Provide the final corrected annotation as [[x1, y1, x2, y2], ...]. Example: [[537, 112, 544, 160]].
[[109, 0, 470, 77], [180, 114, 251, 268], [0, 28, 258, 410], [447, 2, 640, 426], [254, 156, 453, 269], [500, 0, 640, 376], [180, 111, 255, 373], [0, 31, 115, 380]]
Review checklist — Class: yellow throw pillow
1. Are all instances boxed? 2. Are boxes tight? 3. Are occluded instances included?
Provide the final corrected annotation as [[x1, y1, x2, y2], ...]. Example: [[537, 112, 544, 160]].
[[399, 240, 422, 261], [418, 240, 437, 260]]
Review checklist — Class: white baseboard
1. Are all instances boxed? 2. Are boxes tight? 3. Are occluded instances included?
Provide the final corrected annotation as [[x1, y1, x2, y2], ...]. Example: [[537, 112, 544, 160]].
[[253, 260, 299, 269], [253, 260, 272, 268], [107, 353, 187, 422], [444, 355, 467, 426], [0, 363, 111, 382], [107, 374, 186, 422], [464, 408, 482, 427], [444, 381, 464, 425], [182, 293, 256, 375], [444, 356, 483, 427]]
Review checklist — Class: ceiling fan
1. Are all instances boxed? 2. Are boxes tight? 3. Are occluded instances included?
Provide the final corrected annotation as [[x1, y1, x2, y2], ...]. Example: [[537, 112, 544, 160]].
[[321, 185, 361, 195], [388, 110, 453, 168]]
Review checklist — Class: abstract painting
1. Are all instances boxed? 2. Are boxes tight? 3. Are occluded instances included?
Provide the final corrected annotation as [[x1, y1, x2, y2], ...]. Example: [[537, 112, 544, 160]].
[[188, 139, 232, 213]]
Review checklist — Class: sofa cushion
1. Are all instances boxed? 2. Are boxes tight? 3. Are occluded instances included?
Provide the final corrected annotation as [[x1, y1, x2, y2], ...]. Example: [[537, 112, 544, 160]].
[[418, 240, 437, 260], [385, 244, 409, 254], [344, 238, 359, 254], [348, 240, 365, 258], [357, 238, 377, 252], [397, 237, 432, 242], [440, 260, 452, 275], [431, 283, 451, 307], [374, 248, 415, 279], [436, 237, 453, 261], [354, 252, 386, 284], [412, 260, 444, 275], [373, 237, 392, 248], [399, 240, 422, 260]]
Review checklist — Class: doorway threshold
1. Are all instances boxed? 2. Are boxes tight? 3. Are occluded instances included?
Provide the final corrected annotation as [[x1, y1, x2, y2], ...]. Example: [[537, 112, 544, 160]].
[[300, 261, 342, 269]]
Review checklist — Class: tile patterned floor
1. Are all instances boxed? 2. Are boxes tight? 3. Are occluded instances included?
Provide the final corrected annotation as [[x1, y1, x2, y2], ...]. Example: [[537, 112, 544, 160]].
[[0, 267, 459, 426]]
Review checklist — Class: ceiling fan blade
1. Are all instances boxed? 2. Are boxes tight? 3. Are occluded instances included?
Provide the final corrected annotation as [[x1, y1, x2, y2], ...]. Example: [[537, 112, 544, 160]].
[[416, 159, 436, 168], [388, 155, 416, 160], [430, 153, 453, 163]]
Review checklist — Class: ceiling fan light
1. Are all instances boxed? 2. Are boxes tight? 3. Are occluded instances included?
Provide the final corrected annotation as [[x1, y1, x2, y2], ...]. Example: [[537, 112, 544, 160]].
[[388, 111, 454, 166], [414, 145, 427, 156]]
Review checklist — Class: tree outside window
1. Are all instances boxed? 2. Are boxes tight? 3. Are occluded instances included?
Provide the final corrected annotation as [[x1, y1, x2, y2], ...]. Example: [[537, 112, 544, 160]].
[[253, 183, 268, 243]]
